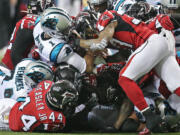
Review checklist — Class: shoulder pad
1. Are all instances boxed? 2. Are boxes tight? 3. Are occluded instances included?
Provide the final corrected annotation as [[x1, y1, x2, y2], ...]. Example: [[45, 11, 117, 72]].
[[96, 10, 116, 31]]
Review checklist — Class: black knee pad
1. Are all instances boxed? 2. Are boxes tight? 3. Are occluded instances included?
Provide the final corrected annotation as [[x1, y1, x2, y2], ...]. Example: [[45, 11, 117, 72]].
[[120, 118, 140, 132]]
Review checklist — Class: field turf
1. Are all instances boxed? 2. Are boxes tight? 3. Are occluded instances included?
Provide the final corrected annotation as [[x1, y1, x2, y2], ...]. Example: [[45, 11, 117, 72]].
[[0, 132, 180, 135]]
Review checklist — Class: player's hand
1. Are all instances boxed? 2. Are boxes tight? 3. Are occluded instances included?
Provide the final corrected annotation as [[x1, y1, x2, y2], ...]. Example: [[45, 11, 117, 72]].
[[31, 47, 40, 60]]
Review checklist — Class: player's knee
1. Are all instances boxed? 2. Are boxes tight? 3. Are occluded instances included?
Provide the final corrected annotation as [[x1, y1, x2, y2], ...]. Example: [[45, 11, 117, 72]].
[[120, 118, 140, 132]]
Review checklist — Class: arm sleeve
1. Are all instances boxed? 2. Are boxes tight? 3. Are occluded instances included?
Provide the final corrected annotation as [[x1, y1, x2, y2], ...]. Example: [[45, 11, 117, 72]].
[[11, 28, 34, 67], [96, 11, 116, 32]]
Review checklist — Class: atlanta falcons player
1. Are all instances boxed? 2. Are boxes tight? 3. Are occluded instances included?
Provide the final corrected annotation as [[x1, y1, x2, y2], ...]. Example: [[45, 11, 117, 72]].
[[9, 80, 79, 132], [1, 0, 54, 70], [73, 7, 180, 131]]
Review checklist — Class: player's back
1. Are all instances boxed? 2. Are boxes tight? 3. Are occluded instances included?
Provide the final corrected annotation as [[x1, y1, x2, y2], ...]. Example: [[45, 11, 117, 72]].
[[97, 10, 156, 49], [0, 59, 32, 99], [33, 22, 73, 64], [9, 80, 66, 132]]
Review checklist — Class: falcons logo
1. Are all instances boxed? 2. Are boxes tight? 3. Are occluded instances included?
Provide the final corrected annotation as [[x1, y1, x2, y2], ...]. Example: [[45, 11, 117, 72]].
[[101, 14, 110, 21]]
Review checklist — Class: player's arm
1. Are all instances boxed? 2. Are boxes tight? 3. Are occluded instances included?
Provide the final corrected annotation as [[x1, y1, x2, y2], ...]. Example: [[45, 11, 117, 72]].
[[79, 21, 117, 51], [84, 50, 95, 73], [114, 97, 133, 129], [169, 15, 180, 30], [11, 28, 34, 67], [158, 15, 180, 31]]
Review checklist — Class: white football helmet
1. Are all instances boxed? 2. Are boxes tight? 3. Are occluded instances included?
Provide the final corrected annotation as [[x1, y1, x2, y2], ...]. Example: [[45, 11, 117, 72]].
[[40, 7, 73, 38], [24, 60, 53, 89], [113, 0, 136, 15]]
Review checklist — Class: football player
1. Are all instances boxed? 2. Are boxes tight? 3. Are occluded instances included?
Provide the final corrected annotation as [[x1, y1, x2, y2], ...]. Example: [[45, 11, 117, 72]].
[[73, 7, 180, 132], [33, 7, 87, 73], [9, 79, 79, 132], [0, 59, 53, 100], [1, 0, 54, 70]]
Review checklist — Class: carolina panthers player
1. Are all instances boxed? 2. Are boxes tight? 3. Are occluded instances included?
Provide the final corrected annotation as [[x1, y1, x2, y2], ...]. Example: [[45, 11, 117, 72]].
[[33, 7, 86, 73], [0, 59, 53, 100]]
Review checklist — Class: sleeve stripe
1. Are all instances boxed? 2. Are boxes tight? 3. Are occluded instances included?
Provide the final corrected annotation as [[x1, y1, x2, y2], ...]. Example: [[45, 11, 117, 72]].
[[114, 0, 125, 11], [50, 43, 64, 63], [21, 19, 25, 29], [35, 16, 41, 26]]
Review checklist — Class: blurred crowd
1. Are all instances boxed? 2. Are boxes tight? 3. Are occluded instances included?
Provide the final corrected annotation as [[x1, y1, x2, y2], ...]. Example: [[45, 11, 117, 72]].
[[0, 0, 82, 51], [0, 0, 26, 49]]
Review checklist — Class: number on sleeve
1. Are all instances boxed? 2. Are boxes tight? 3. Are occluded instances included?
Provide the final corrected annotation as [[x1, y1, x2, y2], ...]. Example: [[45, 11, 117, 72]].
[[21, 115, 37, 131], [132, 18, 141, 25]]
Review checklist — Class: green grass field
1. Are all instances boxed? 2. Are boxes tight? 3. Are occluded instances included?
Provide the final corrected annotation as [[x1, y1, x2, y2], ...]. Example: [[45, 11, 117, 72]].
[[0, 131, 180, 135]]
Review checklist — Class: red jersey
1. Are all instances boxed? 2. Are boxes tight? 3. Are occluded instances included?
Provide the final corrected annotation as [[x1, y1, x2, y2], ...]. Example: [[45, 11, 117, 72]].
[[9, 80, 66, 132], [2, 15, 36, 70], [148, 14, 174, 33], [96, 10, 156, 50]]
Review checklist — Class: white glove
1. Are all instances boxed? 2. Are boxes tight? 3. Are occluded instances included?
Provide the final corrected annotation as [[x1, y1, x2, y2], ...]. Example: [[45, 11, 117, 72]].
[[90, 39, 108, 51]]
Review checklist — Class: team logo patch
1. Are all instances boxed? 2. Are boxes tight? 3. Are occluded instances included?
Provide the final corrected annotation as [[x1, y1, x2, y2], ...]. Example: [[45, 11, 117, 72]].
[[101, 14, 110, 21]]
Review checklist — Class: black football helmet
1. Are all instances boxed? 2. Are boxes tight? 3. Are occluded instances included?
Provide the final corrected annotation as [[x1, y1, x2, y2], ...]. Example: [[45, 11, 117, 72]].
[[54, 63, 83, 92], [46, 80, 79, 117], [127, 1, 157, 22], [27, 0, 54, 15], [75, 10, 98, 39]]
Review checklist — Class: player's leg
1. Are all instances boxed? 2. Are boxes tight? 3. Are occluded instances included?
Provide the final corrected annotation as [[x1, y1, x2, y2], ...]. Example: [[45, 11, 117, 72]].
[[155, 55, 180, 114], [155, 55, 180, 97], [119, 34, 169, 111], [118, 34, 169, 131]]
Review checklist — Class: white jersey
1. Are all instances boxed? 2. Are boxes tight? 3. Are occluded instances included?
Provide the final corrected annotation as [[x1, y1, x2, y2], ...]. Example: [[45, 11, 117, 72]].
[[0, 98, 17, 131], [33, 21, 86, 73], [0, 59, 33, 100], [113, 0, 136, 15]]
